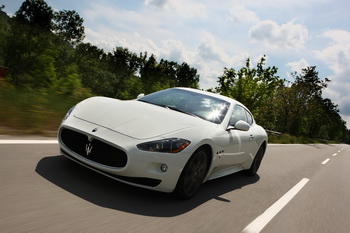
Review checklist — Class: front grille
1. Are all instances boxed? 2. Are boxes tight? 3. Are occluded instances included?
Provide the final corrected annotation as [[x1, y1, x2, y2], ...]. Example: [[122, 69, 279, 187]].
[[61, 149, 161, 187], [60, 128, 127, 168]]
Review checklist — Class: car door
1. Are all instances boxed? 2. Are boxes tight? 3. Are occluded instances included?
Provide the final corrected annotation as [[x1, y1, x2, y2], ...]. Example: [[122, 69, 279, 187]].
[[215, 105, 256, 166]]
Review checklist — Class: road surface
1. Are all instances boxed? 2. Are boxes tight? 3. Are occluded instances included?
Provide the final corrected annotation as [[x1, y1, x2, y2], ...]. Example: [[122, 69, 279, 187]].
[[0, 138, 349, 232]]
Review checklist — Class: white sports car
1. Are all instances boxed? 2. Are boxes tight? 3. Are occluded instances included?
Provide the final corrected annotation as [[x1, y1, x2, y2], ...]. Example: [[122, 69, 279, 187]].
[[58, 87, 267, 199]]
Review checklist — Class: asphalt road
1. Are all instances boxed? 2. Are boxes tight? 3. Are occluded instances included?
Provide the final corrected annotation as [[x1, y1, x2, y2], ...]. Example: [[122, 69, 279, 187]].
[[0, 138, 349, 233]]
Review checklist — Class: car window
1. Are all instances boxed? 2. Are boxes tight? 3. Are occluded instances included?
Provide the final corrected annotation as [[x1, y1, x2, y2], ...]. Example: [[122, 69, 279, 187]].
[[230, 105, 248, 126], [245, 109, 253, 125]]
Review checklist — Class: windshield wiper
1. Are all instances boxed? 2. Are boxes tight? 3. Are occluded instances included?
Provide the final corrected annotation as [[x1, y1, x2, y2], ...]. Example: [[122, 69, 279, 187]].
[[139, 100, 199, 118], [138, 99, 151, 104], [164, 105, 199, 118]]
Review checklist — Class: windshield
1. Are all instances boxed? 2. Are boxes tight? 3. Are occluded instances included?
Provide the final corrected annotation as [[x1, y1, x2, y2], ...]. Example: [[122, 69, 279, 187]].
[[138, 89, 230, 124]]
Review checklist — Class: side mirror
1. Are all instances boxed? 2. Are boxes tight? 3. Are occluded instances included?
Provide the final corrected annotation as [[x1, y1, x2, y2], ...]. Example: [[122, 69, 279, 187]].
[[227, 120, 250, 131], [137, 93, 145, 99]]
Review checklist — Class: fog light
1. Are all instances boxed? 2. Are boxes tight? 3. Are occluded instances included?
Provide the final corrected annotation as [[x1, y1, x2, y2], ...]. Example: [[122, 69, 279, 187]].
[[160, 164, 168, 172]]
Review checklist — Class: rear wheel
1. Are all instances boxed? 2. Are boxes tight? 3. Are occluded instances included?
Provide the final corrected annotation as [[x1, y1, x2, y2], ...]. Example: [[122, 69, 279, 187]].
[[174, 149, 208, 199], [247, 145, 265, 176]]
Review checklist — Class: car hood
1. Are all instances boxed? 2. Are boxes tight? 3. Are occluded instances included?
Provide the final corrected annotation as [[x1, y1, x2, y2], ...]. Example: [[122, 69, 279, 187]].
[[74, 97, 207, 140]]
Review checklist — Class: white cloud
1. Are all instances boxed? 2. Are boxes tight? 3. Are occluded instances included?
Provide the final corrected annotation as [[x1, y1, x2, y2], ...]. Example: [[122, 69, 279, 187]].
[[144, 0, 168, 8], [315, 30, 350, 75], [339, 96, 350, 115], [227, 5, 259, 24], [193, 32, 231, 89], [85, 26, 195, 72], [240, 0, 331, 9], [315, 30, 350, 127], [159, 39, 196, 64], [249, 20, 309, 50], [144, 0, 206, 18], [315, 30, 350, 93], [286, 58, 309, 73], [196, 32, 231, 64], [187, 32, 253, 89]]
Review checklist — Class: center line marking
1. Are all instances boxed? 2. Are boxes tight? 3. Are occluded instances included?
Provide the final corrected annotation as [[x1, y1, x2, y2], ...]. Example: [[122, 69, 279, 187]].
[[242, 178, 309, 233], [322, 158, 330, 164], [332, 153, 337, 156]]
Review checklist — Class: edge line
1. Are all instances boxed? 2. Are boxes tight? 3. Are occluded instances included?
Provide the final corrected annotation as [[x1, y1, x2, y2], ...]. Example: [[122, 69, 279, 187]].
[[0, 140, 58, 144]]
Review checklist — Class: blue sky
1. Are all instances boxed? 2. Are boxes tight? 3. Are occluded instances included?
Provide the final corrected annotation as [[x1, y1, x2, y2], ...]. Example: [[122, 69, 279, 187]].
[[3, 0, 350, 127]]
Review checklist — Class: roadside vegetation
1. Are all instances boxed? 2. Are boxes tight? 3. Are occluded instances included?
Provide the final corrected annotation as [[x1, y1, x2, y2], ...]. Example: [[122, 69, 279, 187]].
[[0, 82, 88, 135], [0, 0, 349, 143], [268, 134, 337, 144]]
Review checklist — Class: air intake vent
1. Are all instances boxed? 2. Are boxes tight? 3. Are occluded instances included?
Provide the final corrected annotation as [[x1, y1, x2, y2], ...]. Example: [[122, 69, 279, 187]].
[[60, 128, 127, 168]]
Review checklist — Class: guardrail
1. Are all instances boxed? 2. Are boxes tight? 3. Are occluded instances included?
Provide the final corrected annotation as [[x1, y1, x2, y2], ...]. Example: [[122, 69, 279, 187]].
[[266, 129, 282, 136]]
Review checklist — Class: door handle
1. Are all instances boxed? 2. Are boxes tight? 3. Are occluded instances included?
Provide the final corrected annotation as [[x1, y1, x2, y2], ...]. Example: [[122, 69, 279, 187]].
[[249, 135, 254, 141]]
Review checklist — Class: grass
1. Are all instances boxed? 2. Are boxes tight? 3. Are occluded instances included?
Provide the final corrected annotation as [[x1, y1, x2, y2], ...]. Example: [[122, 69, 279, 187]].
[[0, 84, 89, 136]]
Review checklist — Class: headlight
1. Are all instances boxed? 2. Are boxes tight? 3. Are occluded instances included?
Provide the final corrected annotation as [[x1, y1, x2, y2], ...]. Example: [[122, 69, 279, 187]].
[[137, 138, 191, 153], [63, 106, 75, 121]]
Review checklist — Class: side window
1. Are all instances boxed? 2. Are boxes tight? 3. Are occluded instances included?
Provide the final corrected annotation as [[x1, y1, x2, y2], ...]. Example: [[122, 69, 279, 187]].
[[245, 109, 253, 125], [230, 105, 247, 126]]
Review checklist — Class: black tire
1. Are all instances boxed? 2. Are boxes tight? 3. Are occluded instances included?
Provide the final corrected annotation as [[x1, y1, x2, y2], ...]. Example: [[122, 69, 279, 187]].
[[247, 145, 265, 176], [174, 149, 208, 199]]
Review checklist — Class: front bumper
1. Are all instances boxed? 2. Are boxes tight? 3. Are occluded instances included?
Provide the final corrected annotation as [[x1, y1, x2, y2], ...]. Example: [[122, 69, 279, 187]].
[[60, 148, 162, 187], [58, 117, 192, 193]]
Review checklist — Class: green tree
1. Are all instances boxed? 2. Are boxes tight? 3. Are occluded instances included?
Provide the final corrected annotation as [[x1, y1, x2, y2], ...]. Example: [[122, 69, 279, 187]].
[[0, 8, 10, 65], [107, 47, 140, 98], [158, 59, 177, 87], [5, 0, 86, 88], [4, 19, 53, 86], [15, 0, 53, 31], [140, 54, 165, 94], [175, 62, 199, 88], [317, 98, 346, 141], [53, 10, 85, 45], [215, 56, 283, 117], [74, 43, 110, 95], [286, 67, 329, 136], [3, 0, 55, 86], [271, 66, 348, 141], [29, 47, 57, 88]]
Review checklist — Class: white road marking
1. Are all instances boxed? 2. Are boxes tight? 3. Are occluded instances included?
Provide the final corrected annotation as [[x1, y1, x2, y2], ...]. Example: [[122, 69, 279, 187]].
[[242, 178, 310, 233], [0, 140, 58, 144], [321, 158, 330, 164], [333, 153, 337, 156]]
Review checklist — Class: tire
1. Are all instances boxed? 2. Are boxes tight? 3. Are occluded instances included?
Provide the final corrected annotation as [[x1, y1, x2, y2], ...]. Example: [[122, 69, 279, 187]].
[[174, 149, 208, 199], [247, 145, 265, 176]]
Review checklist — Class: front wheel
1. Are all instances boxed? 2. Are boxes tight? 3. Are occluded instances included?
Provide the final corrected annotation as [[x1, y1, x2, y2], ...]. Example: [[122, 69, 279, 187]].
[[174, 149, 208, 199], [247, 145, 266, 176]]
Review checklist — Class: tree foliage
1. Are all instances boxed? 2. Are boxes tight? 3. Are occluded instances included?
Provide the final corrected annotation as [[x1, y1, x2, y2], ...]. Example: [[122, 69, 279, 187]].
[[15, 0, 53, 31], [215, 56, 284, 114], [213, 59, 349, 143], [53, 10, 85, 45]]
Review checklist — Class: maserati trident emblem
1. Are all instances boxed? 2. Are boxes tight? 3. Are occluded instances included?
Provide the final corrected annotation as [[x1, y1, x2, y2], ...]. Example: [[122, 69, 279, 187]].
[[85, 139, 93, 156]]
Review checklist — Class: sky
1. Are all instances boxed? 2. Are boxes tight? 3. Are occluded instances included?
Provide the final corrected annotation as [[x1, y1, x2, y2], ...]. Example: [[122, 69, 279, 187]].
[[3, 0, 350, 128]]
